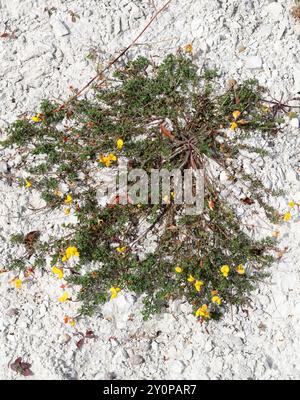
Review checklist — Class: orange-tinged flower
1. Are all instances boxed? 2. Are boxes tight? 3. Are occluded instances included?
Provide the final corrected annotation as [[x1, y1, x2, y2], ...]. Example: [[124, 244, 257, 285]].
[[64, 316, 75, 326], [232, 110, 241, 120], [99, 153, 118, 167], [184, 43, 193, 53], [195, 304, 210, 319], [208, 200, 215, 211]]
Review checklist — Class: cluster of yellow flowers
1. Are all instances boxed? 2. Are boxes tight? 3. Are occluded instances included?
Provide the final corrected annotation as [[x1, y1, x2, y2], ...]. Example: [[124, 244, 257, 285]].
[[99, 153, 117, 168], [63, 193, 73, 215], [229, 110, 248, 131], [61, 246, 80, 262], [175, 263, 246, 320], [283, 200, 298, 222], [52, 247, 78, 302], [221, 264, 245, 277], [99, 138, 124, 167]]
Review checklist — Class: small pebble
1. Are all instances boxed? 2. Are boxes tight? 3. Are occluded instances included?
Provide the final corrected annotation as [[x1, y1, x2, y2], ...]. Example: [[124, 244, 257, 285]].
[[245, 56, 263, 70]]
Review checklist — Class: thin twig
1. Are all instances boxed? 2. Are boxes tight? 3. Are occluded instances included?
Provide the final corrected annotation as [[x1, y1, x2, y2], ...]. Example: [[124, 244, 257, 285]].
[[55, 0, 173, 112]]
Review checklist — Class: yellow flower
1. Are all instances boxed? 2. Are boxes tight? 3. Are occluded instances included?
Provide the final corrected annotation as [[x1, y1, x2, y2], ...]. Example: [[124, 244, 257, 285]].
[[187, 274, 195, 282], [58, 292, 69, 302], [66, 246, 80, 258], [195, 304, 210, 319], [236, 264, 245, 275], [117, 138, 124, 150], [230, 121, 238, 131], [194, 280, 204, 292], [283, 212, 292, 222], [232, 110, 241, 120], [64, 208, 71, 215], [184, 43, 193, 54], [212, 295, 222, 306], [110, 287, 121, 300], [288, 201, 296, 208], [99, 153, 118, 167], [62, 246, 80, 262], [31, 113, 43, 123], [99, 155, 110, 167], [109, 153, 117, 162], [69, 319, 75, 327], [221, 265, 230, 278], [64, 194, 73, 204], [116, 246, 126, 254], [52, 266, 64, 279], [25, 179, 32, 188], [14, 278, 22, 289], [175, 266, 183, 273]]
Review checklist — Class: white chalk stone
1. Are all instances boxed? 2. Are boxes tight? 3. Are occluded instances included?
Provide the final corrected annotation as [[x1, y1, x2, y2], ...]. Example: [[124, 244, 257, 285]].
[[51, 18, 71, 37], [290, 118, 300, 128], [245, 55, 263, 69], [264, 3, 283, 22], [167, 360, 185, 375], [0, 161, 8, 173]]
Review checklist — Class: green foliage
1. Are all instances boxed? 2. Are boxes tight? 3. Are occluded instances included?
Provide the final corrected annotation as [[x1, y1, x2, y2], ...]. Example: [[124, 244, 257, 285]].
[[3, 54, 281, 322]]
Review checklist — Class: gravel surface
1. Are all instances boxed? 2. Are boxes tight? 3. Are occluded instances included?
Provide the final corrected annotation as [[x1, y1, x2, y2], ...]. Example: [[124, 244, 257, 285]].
[[0, 0, 300, 380]]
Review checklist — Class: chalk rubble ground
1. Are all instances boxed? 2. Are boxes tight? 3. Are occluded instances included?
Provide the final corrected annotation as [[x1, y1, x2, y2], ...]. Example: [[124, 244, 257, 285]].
[[1, 0, 300, 380]]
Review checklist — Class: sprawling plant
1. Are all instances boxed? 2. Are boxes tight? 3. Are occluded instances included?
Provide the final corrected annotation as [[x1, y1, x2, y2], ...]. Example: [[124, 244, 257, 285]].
[[2, 54, 282, 321]]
